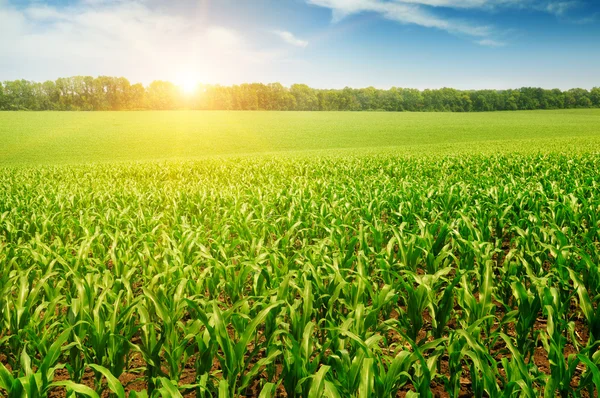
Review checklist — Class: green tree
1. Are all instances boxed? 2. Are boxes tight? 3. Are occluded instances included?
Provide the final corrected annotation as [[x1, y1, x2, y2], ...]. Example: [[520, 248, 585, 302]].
[[147, 80, 180, 110], [1, 76, 599, 112], [0, 82, 6, 110], [3, 80, 37, 110], [591, 87, 600, 107], [267, 83, 296, 110], [129, 83, 147, 110], [401, 88, 424, 111], [290, 84, 319, 111], [568, 88, 592, 108], [505, 92, 519, 111]]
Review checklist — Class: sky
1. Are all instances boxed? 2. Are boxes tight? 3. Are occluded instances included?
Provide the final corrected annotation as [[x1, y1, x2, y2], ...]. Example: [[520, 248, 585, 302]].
[[0, 0, 599, 90]]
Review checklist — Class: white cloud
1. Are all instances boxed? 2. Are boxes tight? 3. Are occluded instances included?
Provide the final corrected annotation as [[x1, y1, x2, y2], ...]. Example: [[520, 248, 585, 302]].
[[477, 39, 506, 46], [24, 5, 69, 20], [379, 0, 494, 9], [544, 1, 578, 15], [307, 0, 493, 38], [0, 1, 279, 85], [273, 30, 309, 47], [307, 0, 585, 44], [336, 0, 581, 12]]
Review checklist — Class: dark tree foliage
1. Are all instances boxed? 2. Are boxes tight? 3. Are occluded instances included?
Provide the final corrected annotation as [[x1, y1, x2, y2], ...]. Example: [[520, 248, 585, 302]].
[[0, 76, 598, 112]]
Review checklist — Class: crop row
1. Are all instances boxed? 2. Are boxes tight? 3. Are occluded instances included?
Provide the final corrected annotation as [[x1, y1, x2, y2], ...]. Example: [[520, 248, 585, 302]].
[[1, 153, 599, 397]]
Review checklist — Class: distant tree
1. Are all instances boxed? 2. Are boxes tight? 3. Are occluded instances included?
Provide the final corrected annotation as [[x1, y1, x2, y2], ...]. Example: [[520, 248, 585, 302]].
[[267, 83, 296, 110], [235, 84, 260, 110], [0, 82, 6, 110], [517, 88, 540, 110], [473, 94, 488, 112], [318, 90, 339, 111], [356, 87, 378, 110], [460, 93, 473, 112], [38, 81, 57, 110], [339, 87, 361, 111], [591, 87, 600, 107], [1, 76, 598, 112], [113, 77, 132, 110], [401, 89, 424, 111], [567, 88, 592, 108], [129, 83, 147, 110], [545, 89, 564, 109], [197, 85, 233, 110], [3, 80, 37, 110], [290, 84, 319, 111], [505, 92, 518, 111], [147, 81, 180, 110]]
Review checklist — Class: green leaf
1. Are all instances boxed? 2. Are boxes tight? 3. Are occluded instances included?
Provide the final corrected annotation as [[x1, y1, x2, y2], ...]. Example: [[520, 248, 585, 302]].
[[130, 390, 149, 398], [0, 362, 15, 392], [308, 366, 330, 398], [50, 381, 100, 398], [155, 377, 183, 398], [88, 364, 125, 398], [577, 355, 600, 390], [236, 301, 283, 359], [258, 382, 277, 398], [323, 380, 341, 398], [359, 358, 374, 398], [219, 379, 230, 398]]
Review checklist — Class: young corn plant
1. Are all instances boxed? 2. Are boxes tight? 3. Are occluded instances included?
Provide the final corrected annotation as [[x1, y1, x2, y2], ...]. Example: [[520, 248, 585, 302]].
[[196, 300, 284, 396], [511, 280, 542, 361]]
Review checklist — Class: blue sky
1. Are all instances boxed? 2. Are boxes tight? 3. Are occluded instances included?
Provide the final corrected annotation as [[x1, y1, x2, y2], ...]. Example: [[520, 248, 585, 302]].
[[0, 0, 599, 89]]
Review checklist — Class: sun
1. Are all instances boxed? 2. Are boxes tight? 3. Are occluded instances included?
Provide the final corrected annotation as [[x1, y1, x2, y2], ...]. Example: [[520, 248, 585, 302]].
[[176, 75, 200, 95]]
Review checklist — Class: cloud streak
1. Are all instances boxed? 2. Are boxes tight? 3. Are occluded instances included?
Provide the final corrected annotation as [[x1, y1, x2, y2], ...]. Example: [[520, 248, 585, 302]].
[[307, 0, 586, 45], [273, 30, 309, 47], [307, 0, 493, 42], [477, 39, 506, 47]]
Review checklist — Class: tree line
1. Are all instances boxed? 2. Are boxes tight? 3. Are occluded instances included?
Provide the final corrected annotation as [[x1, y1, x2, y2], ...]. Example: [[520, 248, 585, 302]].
[[1, 76, 599, 112]]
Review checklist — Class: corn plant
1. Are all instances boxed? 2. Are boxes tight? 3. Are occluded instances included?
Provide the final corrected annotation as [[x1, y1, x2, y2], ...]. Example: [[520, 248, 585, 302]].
[[1, 152, 600, 397]]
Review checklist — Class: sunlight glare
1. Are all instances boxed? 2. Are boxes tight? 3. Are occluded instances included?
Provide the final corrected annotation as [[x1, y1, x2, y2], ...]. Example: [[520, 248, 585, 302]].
[[176, 75, 200, 95]]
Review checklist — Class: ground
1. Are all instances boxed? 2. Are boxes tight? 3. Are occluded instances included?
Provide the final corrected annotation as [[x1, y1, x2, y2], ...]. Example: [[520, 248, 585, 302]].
[[1, 109, 600, 165], [1, 110, 600, 397]]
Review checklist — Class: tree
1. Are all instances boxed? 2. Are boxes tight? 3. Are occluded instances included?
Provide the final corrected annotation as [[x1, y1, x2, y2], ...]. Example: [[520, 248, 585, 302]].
[[505, 90, 519, 111], [401, 89, 424, 111], [0, 76, 598, 112], [3, 80, 38, 110], [591, 87, 600, 107], [290, 84, 318, 111], [147, 81, 180, 110], [267, 83, 296, 110], [339, 88, 361, 111], [517, 87, 540, 110], [0, 82, 6, 110], [568, 88, 592, 108], [129, 83, 147, 110], [356, 87, 379, 110]]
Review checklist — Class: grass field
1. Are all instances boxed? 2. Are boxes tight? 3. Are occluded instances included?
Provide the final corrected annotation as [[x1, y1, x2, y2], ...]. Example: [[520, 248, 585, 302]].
[[1, 109, 600, 165], [1, 110, 600, 397]]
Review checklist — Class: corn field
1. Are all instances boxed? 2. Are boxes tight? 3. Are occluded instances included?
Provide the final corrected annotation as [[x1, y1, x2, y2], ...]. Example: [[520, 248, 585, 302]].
[[1, 153, 600, 397]]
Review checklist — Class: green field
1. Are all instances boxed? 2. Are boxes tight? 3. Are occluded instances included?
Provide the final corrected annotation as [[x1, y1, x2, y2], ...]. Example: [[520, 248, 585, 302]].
[[1, 110, 600, 397], [1, 109, 600, 165]]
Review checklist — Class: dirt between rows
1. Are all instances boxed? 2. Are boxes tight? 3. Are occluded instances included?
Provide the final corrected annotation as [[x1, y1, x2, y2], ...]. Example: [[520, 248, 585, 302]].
[[0, 309, 591, 398]]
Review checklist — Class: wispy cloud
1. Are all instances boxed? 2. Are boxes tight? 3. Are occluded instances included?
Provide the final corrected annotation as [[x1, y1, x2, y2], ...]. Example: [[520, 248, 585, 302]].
[[307, 0, 588, 45], [307, 0, 494, 44], [273, 30, 309, 47], [477, 39, 506, 47], [564, 12, 599, 24], [24, 5, 69, 20], [329, 0, 582, 13], [544, 1, 579, 16]]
